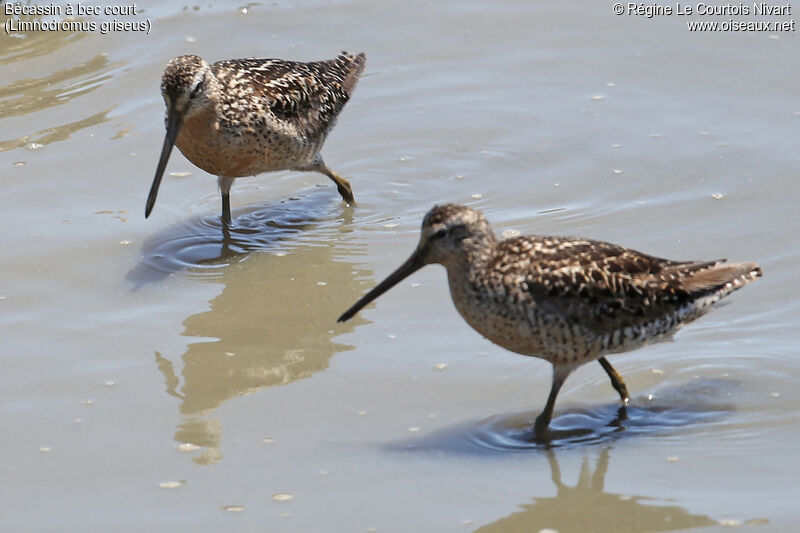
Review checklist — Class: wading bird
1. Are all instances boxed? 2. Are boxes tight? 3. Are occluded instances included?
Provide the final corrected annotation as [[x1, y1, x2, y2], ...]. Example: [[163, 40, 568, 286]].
[[146, 51, 366, 224], [338, 204, 761, 437]]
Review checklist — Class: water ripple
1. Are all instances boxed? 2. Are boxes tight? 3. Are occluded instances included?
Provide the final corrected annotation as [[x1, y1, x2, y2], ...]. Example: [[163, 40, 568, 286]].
[[391, 378, 737, 454], [127, 192, 345, 287]]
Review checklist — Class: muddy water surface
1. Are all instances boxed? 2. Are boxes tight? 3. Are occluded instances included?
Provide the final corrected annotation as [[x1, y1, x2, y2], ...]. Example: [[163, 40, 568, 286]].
[[1, 1, 798, 531]]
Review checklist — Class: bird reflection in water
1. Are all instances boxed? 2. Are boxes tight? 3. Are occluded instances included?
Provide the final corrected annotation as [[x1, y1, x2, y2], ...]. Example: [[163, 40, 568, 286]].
[[146, 196, 368, 464], [476, 448, 719, 533]]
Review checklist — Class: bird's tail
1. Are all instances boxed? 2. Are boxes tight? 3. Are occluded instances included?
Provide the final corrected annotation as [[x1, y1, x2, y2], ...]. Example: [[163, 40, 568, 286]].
[[682, 261, 762, 296], [337, 51, 366, 95]]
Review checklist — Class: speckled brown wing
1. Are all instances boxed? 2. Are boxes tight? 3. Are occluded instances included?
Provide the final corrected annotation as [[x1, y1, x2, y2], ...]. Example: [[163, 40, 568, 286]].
[[211, 52, 365, 139], [492, 236, 750, 333]]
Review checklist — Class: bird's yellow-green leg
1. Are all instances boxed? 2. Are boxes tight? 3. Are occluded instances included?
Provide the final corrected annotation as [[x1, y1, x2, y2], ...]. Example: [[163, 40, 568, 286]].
[[219, 176, 233, 225], [534, 366, 573, 438], [598, 356, 630, 404], [301, 156, 355, 205]]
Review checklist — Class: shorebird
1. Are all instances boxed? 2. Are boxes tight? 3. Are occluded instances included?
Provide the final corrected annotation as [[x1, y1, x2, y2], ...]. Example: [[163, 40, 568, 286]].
[[338, 204, 762, 437], [145, 51, 366, 224]]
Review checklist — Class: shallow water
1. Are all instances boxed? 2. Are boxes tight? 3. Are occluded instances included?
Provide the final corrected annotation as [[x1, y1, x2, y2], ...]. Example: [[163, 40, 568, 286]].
[[1, 1, 798, 531]]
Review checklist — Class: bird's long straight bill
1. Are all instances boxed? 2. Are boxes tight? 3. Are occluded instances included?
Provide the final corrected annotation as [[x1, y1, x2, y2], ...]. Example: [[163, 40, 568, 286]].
[[145, 109, 183, 218], [337, 251, 425, 322]]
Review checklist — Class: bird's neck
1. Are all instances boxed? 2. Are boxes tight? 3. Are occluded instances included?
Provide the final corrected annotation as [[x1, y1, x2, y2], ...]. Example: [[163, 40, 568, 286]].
[[443, 237, 496, 283]]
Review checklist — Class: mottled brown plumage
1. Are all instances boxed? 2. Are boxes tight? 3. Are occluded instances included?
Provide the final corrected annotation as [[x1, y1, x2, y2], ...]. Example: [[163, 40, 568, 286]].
[[146, 51, 366, 224], [338, 204, 762, 437]]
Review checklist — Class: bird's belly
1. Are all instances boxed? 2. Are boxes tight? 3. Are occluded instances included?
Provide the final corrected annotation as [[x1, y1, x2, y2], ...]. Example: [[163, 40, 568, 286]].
[[175, 112, 321, 177], [456, 300, 547, 357], [455, 300, 611, 363], [446, 277, 664, 366], [447, 279, 571, 363], [451, 291, 692, 367]]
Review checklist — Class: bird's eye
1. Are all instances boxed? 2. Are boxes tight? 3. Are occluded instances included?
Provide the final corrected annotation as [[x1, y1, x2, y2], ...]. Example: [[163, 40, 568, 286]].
[[433, 228, 447, 239], [190, 81, 204, 98]]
